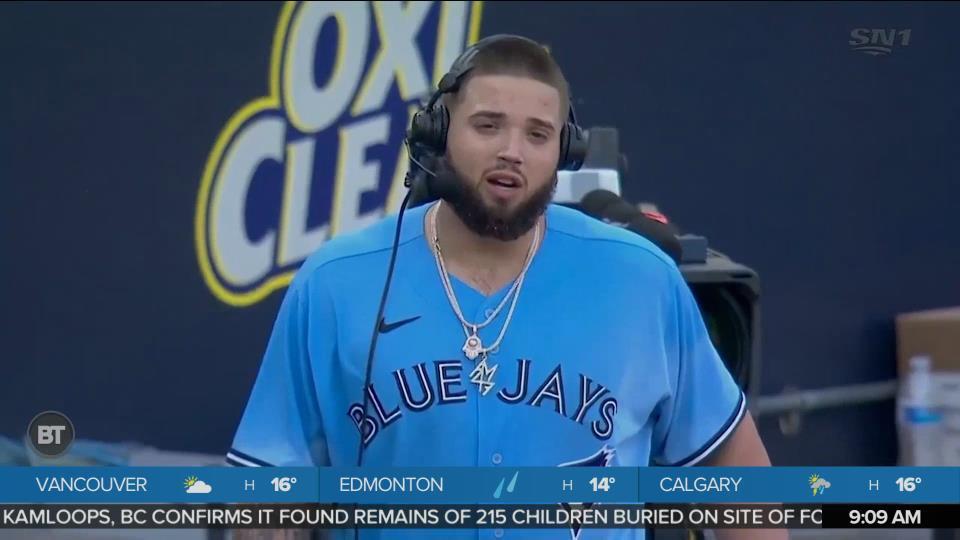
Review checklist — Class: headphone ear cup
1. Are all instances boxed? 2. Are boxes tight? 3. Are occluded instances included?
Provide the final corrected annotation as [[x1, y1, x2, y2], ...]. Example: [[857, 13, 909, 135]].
[[558, 122, 588, 171], [558, 123, 570, 171], [433, 104, 449, 154], [409, 107, 433, 147], [409, 105, 449, 155]]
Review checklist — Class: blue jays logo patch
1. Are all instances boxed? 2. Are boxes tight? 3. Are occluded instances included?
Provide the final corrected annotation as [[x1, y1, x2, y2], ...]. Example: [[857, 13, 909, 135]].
[[559, 445, 616, 540]]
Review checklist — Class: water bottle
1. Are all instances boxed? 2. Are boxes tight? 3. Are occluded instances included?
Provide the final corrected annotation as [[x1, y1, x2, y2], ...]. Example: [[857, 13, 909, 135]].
[[897, 355, 943, 466]]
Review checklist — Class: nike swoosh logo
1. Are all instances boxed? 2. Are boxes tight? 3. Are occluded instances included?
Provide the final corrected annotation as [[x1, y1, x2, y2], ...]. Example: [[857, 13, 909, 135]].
[[378, 315, 421, 334]]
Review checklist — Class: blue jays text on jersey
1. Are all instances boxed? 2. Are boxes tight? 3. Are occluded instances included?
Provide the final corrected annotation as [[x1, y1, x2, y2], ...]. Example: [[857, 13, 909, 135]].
[[349, 358, 620, 448]]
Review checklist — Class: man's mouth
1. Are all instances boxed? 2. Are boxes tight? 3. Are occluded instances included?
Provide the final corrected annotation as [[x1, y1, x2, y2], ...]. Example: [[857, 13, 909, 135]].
[[485, 172, 522, 189]]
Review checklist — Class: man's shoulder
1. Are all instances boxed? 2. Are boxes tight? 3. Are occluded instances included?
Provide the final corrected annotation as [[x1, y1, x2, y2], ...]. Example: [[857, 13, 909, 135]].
[[291, 203, 429, 289], [545, 203, 678, 273]]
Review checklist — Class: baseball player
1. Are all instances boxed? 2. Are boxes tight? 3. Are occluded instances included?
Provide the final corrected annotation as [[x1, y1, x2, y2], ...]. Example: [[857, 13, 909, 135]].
[[228, 35, 781, 540]]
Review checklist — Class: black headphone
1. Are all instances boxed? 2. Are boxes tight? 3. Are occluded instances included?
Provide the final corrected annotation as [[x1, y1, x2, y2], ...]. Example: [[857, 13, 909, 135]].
[[405, 34, 589, 175]]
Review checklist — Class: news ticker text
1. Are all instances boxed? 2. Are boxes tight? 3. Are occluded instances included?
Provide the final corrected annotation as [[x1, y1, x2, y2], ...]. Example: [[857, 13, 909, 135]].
[[0, 504, 955, 529]]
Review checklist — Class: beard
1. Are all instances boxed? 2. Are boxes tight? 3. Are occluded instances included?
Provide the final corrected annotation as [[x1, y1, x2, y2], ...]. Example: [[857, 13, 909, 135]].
[[427, 155, 556, 241]]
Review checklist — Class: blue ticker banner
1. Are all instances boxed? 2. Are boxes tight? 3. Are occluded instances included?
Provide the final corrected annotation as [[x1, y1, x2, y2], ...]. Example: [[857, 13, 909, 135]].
[[1, 467, 957, 504]]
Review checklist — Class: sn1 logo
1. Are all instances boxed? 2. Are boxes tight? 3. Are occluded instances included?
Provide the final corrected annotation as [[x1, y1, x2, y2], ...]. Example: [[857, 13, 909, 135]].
[[849, 28, 911, 56], [195, 1, 484, 307]]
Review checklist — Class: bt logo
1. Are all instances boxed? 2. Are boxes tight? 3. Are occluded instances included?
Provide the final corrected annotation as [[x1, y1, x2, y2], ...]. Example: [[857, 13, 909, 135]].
[[28, 411, 75, 458]]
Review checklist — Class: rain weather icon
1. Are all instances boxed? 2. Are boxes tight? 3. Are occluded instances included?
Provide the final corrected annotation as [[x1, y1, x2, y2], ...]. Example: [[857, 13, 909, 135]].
[[808, 474, 831, 496], [493, 471, 519, 499], [184, 476, 213, 494]]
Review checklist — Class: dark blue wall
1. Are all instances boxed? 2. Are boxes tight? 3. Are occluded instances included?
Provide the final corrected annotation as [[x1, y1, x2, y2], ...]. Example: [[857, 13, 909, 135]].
[[488, 2, 960, 465], [3, 2, 958, 465]]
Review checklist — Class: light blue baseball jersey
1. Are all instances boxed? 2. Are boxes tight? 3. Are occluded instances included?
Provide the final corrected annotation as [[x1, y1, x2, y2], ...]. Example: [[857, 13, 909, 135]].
[[227, 201, 746, 540]]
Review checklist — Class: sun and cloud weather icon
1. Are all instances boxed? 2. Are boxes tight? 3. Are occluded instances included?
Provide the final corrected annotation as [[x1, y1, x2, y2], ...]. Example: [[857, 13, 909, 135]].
[[184, 476, 213, 494], [808, 474, 831, 496]]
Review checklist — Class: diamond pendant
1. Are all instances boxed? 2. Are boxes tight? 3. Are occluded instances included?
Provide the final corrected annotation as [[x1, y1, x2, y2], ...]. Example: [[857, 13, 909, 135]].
[[470, 356, 498, 396], [462, 333, 483, 361]]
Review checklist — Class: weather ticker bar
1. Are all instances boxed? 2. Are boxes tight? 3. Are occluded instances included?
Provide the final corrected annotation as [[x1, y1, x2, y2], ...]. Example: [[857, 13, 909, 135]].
[[0, 467, 957, 505]]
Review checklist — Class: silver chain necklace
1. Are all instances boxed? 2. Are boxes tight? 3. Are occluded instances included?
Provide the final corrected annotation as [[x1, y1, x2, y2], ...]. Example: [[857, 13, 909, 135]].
[[428, 201, 541, 395]]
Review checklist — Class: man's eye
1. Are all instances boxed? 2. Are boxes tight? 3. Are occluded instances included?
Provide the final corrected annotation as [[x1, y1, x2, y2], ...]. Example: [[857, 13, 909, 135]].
[[530, 131, 548, 141]]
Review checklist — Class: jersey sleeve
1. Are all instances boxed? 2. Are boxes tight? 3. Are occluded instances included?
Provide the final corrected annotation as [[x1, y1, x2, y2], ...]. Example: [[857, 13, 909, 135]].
[[650, 270, 747, 467], [226, 272, 331, 467]]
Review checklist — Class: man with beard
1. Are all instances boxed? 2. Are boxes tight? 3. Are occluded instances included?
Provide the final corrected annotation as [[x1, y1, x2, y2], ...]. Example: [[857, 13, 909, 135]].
[[228, 35, 781, 540]]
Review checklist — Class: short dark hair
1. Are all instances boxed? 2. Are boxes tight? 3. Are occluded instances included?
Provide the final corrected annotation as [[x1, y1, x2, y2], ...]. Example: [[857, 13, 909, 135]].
[[443, 36, 570, 123]]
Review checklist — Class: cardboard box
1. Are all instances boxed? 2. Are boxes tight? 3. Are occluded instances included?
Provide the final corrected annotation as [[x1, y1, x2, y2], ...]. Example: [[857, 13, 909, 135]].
[[896, 307, 960, 466], [896, 307, 960, 375]]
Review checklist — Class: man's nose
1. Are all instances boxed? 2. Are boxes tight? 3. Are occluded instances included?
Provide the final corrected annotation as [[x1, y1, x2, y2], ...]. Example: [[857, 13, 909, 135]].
[[496, 129, 524, 165]]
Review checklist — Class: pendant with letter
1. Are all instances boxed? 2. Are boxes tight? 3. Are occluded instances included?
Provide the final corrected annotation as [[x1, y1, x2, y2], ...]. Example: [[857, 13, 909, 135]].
[[470, 356, 498, 396]]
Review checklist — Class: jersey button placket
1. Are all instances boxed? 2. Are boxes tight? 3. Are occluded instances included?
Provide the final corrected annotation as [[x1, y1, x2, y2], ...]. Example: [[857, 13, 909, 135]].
[[476, 301, 500, 471]]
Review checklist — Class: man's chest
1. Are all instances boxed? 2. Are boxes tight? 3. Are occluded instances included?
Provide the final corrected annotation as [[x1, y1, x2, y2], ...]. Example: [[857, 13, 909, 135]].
[[313, 277, 672, 466]]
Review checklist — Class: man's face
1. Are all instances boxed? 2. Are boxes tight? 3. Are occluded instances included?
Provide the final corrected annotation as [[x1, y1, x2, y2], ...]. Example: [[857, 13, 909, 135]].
[[442, 73, 562, 241]]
